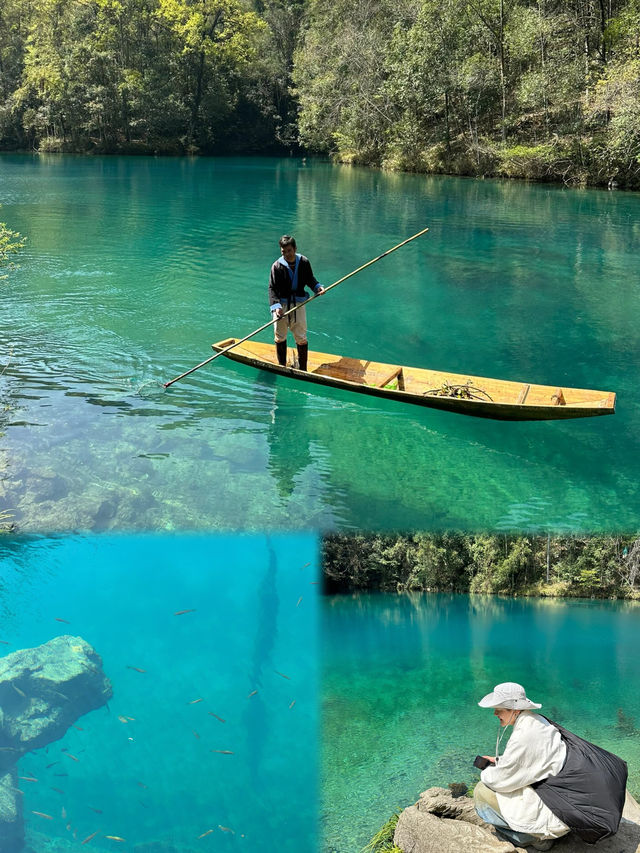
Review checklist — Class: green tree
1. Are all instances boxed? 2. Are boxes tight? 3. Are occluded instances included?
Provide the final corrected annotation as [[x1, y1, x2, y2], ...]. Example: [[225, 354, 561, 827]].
[[157, 0, 266, 148], [293, 0, 398, 162]]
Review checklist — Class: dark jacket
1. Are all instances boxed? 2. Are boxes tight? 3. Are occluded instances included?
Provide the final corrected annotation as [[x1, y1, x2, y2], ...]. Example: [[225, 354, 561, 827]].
[[532, 718, 628, 843], [268, 255, 321, 310]]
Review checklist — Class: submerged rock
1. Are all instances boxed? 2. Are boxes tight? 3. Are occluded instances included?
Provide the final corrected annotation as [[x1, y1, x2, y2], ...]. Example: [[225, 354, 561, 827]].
[[0, 769, 23, 853], [394, 787, 640, 853], [0, 636, 112, 853]]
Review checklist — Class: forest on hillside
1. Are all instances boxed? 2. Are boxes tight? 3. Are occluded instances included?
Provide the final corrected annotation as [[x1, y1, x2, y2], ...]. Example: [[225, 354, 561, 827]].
[[322, 533, 640, 597], [0, 0, 639, 186]]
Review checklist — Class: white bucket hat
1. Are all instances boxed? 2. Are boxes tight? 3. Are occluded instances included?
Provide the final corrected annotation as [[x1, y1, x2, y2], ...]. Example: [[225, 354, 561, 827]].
[[478, 682, 542, 710]]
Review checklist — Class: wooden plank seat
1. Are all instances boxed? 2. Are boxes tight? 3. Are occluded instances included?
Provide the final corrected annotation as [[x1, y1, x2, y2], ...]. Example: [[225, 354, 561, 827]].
[[517, 384, 531, 404]]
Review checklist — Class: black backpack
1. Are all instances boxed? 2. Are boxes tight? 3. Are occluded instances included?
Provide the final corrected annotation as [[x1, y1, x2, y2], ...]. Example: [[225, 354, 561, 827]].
[[532, 718, 628, 844]]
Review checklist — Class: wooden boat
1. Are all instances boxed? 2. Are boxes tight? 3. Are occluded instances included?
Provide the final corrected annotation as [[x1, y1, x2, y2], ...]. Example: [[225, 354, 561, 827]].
[[211, 339, 616, 421]]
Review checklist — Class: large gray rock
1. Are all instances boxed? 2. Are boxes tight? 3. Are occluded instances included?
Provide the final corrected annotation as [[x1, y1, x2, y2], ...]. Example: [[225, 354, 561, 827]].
[[394, 787, 640, 853], [0, 636, 112, 853], [0, 635, 113, 771]]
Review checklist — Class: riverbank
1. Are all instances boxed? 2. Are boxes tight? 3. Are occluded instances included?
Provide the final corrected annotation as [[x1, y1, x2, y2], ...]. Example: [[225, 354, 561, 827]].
[[323, 534, 640, 598], [329, 134, 638, 192]]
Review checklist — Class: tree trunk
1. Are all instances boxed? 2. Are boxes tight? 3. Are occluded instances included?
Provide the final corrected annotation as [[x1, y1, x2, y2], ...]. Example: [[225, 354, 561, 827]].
[[190, 50, 206, 145]]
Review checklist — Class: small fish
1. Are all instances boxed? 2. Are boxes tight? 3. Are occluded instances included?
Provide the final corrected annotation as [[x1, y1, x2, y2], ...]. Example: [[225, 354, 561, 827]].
[[105, 836, 126, 842], [18, 776, 38, 782], [62, 806, 67, 819], [309, 581, 319, 585], [66, 823, 72, 831], [54, 691, 70, 701], [72, 725, 83, 731], [296, 596, 303, 607], [81, 830, 100, 844], [51, 787, 65, 794], [66, 753, 79, 762], [219, 825, 235, 834], [137, 781, 148, 789], [32, 811, 54, 820], [117, 716, 128, 723], [208, 712, 226, 723], [12, 788, 25, 795], [53, 773, 69, 777], [275, 671, 290, 680], [289, 700, 296, 710], [125, 716, 136, 721], [55, 618, 70, 624], [211, 750, 234, 755], [247, 689, 258, 698], [174, 609, 196, 616], [187, 698, 203, 705], [89, 807, 103, 814], [126, 666, 146, 673], [0, 640, 10, 644], [11, 683, 26, 697], [192, 730, 200, 739], [299, 562, 311, 569], [46, 762, 58, 769], [198, 829, 214, 839]]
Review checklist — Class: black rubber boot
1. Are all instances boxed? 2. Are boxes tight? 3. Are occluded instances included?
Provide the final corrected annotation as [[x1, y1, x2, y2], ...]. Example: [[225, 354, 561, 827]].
[[276, 340, 287, 366], [297, 343, 308, 371]]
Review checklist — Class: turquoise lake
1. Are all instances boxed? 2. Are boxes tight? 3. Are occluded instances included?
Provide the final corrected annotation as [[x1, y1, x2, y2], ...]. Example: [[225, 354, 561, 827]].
[[322, 593, 640, 852], [1, 154, 639, 531], [0, 534, 318, 852]]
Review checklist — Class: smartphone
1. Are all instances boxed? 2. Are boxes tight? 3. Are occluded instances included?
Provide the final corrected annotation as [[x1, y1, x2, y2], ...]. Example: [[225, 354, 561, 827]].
[[473, 755, 492, 770]]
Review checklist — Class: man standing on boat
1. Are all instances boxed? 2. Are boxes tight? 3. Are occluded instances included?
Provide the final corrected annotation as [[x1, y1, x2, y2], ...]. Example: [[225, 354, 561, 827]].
[[269, 235, 324, 371]]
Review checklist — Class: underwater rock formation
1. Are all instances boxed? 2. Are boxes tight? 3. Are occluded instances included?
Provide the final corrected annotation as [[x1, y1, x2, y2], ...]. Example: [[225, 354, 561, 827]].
[[394, 787, 640, 853], [0, 636, 113, 853], [0, 769, 23, 853]]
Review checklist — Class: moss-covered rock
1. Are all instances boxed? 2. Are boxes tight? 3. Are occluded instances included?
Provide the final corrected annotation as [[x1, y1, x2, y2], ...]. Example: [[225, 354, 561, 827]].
[[0, 636, 112, 852]]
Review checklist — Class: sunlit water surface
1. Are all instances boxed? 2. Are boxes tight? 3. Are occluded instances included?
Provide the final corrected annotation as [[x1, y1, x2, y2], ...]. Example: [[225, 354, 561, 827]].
[[322, 593, 640, 852], [1, 155, 639, 531], [0, 534, 318, 852]]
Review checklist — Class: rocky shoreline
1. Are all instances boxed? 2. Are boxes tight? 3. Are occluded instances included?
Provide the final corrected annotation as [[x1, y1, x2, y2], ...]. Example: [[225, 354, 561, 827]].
[[390, 787, 640, 853]]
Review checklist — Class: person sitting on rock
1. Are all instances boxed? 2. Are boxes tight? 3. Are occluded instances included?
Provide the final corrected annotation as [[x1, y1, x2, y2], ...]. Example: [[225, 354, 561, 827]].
[[474, 681, 628, 852], [473, 682, 572, 851]]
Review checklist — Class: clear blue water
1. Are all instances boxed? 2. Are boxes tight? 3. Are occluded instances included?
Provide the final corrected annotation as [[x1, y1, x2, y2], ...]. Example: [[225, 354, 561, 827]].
[[322, 593, 640, 852], [0, 534, 319, 852], [1, 154, 639, 531]]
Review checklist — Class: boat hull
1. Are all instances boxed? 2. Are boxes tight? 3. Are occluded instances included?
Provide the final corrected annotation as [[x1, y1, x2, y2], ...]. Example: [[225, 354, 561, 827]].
[[211, 339, 616, 421]]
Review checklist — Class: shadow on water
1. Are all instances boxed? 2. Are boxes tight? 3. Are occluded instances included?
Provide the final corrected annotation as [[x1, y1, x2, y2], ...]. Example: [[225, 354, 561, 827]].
[[244, 536, 279, 782]]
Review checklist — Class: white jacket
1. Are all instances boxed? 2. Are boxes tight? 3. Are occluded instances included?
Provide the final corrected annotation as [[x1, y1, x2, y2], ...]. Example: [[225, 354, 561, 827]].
[[481, 711, 571, 837]]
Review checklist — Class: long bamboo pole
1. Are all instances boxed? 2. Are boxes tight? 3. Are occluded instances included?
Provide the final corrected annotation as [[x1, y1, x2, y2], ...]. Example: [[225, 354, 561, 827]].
[[163, 227, 429, 388]]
